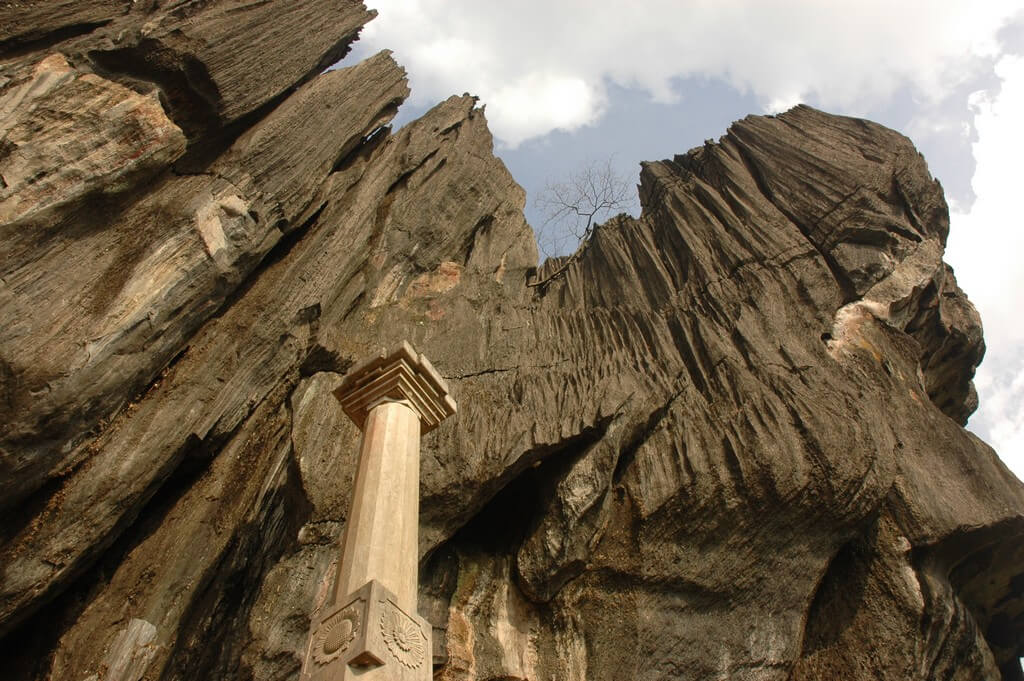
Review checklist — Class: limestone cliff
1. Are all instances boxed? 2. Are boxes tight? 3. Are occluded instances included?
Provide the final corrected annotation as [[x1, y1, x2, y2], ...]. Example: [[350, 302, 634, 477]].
[[1, 3, 1021, 681]]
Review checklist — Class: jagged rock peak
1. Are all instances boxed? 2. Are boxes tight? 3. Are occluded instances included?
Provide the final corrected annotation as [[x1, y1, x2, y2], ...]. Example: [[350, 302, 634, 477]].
[[1, 4, 1021, 681]]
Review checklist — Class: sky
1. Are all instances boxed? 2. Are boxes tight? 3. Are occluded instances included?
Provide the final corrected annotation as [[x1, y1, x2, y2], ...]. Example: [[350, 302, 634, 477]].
[[346, 1, 1024, 479]]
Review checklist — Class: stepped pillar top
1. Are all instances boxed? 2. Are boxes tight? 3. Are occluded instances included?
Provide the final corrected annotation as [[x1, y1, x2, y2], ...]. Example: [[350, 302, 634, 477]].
[[333, 341, 457, 433]]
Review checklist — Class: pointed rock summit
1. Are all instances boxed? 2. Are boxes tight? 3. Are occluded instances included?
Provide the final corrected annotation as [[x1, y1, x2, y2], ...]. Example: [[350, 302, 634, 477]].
[[0, 2, 1020, 681]]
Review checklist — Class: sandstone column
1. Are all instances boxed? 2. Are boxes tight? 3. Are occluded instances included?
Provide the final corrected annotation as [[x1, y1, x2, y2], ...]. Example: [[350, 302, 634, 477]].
[[301, 342, 456, 681]]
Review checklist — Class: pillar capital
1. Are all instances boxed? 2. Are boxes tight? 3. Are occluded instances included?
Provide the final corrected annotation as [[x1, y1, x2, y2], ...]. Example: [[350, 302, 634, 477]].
[[333, 341, 456, 433]]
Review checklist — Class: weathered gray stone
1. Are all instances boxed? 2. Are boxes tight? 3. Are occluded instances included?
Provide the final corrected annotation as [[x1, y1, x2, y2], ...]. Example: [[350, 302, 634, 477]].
[[0, 53, 185, 228], [85, 0, 375, 137], [0, 49, 407, 515], [0, 0, 128, 48], [0, 4, 1021, 681]]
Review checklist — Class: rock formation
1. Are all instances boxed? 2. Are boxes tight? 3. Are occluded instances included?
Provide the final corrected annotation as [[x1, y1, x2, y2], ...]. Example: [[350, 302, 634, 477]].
[[1, 2, 1021, 680]]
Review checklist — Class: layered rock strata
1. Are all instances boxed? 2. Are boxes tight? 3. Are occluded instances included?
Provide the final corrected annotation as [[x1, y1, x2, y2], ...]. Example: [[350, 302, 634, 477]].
[[1, 3, 1021, 681]]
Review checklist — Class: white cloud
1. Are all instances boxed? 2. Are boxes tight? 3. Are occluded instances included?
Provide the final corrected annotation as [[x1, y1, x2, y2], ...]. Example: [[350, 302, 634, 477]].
[[765, 92, 805, 115], [357, 2, 1024, 477], [972, 351, 1024, 476], [488, 74, 605, 147], [361, 0, 1021, 147], [903, 112, 973, 144], [946, 54, 1024, 477]]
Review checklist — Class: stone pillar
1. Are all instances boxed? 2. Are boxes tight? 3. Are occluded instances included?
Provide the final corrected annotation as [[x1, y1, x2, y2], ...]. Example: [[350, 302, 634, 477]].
[[301, 342, 456, 681]]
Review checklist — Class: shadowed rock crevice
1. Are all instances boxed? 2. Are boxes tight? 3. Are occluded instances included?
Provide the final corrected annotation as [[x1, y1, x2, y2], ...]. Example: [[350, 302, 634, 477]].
[[157, 450, 311, 681], [0, 0, 128, 54], [331, 121, 394, 175], [796, 517, 878, 658], [0, 428, 230, 679], [612, 384, 687, 485], [794, 503, 1024, 681], [0, 20, 114, 59], [0, 425, 214, 640], [939, 518, 1024, 677], [87, 41, 223, 140], [430, 418, 615, 560]]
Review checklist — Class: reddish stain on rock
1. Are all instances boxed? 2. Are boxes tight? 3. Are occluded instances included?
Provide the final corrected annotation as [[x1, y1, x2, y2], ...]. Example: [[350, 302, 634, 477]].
[[406, 261, 463, 299]]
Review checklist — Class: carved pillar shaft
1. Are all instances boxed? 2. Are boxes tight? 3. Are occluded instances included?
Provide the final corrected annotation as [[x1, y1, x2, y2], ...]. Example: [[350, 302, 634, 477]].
[[333, 398, 421, 610], [301, 342, 455, 681]]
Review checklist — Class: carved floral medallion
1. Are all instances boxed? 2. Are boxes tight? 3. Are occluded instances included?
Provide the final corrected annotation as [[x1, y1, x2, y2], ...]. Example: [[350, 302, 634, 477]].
[[312, 606, 360, 665], [380, 601, 425, 668]]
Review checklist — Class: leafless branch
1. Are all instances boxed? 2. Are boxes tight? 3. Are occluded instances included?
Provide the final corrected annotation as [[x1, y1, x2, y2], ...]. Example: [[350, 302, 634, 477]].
[[530, 158, 631, 288]]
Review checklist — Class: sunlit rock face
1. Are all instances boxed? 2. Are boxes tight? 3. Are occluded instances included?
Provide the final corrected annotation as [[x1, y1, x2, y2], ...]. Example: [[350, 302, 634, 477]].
[[1, 3, 1021, 681]]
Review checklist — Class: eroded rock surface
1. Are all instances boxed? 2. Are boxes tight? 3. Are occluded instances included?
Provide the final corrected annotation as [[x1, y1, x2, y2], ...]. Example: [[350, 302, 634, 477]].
[[1, 3, 1021, 681]]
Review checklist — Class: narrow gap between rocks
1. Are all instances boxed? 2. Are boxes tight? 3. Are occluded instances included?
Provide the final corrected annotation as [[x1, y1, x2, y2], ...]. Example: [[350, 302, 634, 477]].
[[455, 421, 611, 554], [797, 532, 871, 659], [421, 419, 614, 625], [331, 119, 393, 174], [0, 21, 113, 59], [87, 42, 222, 144], [939, 518, 1024, 680], [613, 388, 685, 485]]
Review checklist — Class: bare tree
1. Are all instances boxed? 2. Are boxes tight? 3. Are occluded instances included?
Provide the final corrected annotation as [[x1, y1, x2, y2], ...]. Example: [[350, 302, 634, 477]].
[[529, 157, 632, 288]]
